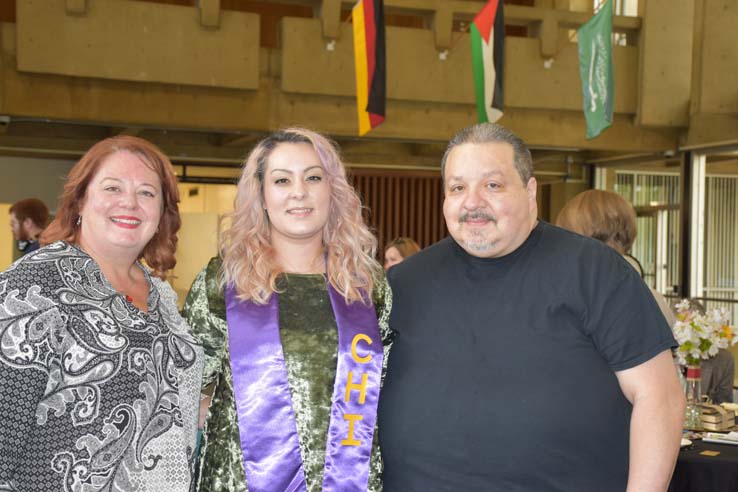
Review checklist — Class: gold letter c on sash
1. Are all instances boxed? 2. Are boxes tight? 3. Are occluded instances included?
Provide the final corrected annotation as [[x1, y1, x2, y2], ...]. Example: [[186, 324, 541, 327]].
[[351, 333, 373, 363]]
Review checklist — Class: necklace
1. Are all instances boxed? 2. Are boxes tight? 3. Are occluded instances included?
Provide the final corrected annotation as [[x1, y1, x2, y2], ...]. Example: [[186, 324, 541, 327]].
[[280, 252, 326, 274]]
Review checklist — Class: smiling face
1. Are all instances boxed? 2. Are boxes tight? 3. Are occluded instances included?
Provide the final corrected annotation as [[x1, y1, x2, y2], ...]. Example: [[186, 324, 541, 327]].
[[262, 142, 331, 247], [77, 151, 163, 258], [442, 142, 538, 258]]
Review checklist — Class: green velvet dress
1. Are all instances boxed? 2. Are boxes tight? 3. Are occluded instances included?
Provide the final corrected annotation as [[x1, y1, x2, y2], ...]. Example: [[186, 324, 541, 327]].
[[182, 257, 392, 492]]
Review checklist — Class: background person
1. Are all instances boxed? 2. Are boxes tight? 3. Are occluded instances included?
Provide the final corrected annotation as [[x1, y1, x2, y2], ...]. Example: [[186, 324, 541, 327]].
[[0, 136, 203, 492], [378, 123, 685, 492], [669, 298, 734, 404], [702, 349, 735, 404], [383, 236, 421, 270], [9, 198, 49, 255], [183, 128, 391, 492], [555, 189, 676, 327]]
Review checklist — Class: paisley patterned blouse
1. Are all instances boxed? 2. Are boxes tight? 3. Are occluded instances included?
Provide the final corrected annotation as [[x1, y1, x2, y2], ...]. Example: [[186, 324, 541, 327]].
[[182, 257, 392, 492], [0, 241, 204, 492]]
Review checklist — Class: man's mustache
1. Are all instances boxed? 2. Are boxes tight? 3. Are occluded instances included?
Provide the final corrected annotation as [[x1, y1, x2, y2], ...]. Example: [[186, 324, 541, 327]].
[[460, 211, 496, 223]]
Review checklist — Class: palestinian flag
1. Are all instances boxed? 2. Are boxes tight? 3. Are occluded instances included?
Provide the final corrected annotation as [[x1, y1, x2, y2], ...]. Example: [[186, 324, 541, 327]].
[[471, 0, 505, 123], [353, 0, 386, 136]]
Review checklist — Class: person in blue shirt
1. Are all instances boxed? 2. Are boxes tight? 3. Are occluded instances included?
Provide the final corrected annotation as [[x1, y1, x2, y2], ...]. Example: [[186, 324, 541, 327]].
[[9, 198, 48, 255]]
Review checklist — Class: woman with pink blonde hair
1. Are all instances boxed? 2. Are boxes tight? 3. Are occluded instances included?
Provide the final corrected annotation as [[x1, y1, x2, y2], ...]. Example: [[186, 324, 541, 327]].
[[183, 128, 391, 492]]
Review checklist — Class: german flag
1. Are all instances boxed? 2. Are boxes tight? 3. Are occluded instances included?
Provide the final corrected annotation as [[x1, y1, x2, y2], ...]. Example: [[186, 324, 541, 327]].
[[353, 0, 385, 136]]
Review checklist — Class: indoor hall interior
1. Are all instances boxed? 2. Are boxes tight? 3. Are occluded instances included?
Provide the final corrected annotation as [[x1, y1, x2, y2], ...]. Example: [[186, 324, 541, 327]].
[[0, 1, 736, 387]]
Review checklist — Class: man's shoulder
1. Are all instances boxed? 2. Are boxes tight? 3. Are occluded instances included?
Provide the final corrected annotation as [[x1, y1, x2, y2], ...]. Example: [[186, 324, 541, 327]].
[[537, 221, 597, 250], [409, 237, 454, 263], [8, 241, 74, 269], [536, 221, 624, 264], [0, 242, 72, 293], [514, 223, 637, 296], [388, 237, 454, 279], [22, 240, 41, 254]]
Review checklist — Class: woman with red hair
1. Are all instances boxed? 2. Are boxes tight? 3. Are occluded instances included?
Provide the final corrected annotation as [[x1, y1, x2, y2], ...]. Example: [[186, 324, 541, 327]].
[[0, 136, 203, 491]]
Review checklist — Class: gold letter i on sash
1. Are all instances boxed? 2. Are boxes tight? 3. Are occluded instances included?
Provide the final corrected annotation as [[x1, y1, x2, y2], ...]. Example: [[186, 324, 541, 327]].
[[341, 414, 363, 446], [345, 371, 368, 404]]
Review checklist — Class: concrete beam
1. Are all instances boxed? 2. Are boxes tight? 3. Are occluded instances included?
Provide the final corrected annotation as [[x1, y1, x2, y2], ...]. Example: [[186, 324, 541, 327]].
[[109, 127, 142, 137], [199, 0, 221, 29], [220, 133, 262, 148], [538, 12, 558, 59], [685, 114, 738, 148], [65, 0, 86, 15], [433, 2, 453, 51], [16, 0, 259, 89], [320, 0, 342, 40], [636, 0, 693, 127]]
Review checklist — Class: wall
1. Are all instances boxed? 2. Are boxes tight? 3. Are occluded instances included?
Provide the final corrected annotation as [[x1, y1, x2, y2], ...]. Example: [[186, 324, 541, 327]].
[[0, 1, 686, 151], [17, 0, 260, 90], [0, 203, 10, 270], [171, 183, 237, 305], [637, 0, 693, 127], [0, 155, 73, 268], [0, 155, 74, 208], [547, 181, 588, 223], [686, 0, 738, 146]]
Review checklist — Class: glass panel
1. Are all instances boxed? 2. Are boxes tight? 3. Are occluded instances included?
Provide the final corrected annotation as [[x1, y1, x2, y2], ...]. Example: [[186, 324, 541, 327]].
[[703, 176, 738, 323], [615, 171, 680, 294]]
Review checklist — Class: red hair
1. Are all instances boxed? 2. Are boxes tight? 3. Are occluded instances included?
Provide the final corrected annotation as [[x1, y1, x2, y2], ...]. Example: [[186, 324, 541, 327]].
[[555, 189, 637, 254], [41, 136, 181, 279], [10, 198, 49, 228]]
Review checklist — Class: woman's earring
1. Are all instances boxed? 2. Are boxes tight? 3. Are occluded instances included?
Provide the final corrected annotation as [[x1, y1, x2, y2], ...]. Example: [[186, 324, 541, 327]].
[[76, 216, 82, 226]]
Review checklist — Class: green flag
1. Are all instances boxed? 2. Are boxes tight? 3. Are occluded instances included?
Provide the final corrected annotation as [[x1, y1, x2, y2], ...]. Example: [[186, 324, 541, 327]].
[[578, 0, 613, 139]]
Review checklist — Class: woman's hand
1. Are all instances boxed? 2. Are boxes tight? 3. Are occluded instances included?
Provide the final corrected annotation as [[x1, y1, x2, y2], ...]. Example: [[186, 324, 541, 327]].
[[199, 393, 212, 429]]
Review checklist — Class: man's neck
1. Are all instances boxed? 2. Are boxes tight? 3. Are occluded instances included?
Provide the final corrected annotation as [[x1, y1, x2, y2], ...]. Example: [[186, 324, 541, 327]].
[[24, 225, 43, 242]]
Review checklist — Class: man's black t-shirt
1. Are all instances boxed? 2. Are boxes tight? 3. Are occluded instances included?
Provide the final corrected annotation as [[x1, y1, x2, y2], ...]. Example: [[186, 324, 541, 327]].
[[378, 221, 676, 492]]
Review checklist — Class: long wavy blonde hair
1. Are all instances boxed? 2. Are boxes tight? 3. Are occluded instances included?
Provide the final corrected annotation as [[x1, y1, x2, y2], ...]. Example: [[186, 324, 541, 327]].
[[220, 127, 380, 304]]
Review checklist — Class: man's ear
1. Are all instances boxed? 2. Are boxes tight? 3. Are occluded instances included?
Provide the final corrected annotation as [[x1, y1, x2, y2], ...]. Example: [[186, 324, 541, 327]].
[[526, 177, 538, 202]]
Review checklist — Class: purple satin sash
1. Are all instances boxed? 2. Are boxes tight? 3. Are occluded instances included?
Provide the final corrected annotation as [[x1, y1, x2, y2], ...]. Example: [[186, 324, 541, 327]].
[[225, 282, 383, 492]]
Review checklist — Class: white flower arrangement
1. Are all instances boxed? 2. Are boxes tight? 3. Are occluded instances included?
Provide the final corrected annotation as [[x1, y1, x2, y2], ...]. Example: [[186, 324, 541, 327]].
[[672, 299, 737, 367]]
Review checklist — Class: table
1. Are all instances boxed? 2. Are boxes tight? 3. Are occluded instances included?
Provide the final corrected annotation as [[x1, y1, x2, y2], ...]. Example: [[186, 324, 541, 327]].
[[669, 439, 738, 492]]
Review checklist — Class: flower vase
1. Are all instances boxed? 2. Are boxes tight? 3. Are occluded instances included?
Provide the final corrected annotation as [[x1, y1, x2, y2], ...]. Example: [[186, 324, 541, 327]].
[[684, 364, 703, 430]]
